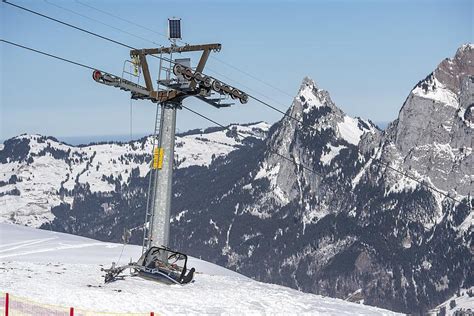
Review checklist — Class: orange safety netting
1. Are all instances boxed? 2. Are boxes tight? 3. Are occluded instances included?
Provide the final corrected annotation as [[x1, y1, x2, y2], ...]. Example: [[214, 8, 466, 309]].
[[1, 293, 155, 316]]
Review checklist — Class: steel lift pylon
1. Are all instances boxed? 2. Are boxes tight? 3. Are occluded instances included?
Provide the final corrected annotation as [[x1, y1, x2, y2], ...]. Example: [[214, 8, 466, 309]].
[[95, 20, 248, 285]]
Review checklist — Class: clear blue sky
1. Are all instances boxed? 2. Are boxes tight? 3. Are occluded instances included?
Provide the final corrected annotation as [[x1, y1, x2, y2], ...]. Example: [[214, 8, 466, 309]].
[[1, 0, 472, 140]]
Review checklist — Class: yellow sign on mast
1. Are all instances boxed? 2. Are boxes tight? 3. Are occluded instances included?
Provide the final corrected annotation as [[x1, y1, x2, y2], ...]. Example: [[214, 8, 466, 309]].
[[153, 147, 164, 169]]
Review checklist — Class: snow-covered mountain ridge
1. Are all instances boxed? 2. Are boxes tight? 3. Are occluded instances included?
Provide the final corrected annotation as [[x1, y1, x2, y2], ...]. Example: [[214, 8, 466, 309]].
[[0, 223, 401, 315], [0, 122, 269, 227]]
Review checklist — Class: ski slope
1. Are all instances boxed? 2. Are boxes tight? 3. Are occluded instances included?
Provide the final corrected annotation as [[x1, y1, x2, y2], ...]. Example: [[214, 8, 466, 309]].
[[0, 223, 402, 315]]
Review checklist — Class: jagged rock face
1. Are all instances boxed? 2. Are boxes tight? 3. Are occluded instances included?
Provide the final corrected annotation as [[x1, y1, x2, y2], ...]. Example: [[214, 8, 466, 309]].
[[435, 44, 474, 95], [260, 77, 377, 213], [380, 44, 473, 197], [1, 45, 472, 314]]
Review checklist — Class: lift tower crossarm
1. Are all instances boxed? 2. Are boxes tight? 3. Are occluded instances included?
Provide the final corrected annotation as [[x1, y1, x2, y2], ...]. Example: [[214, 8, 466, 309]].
[[129, 43, 222, 103], [130, 43, 221, 56], [92, 70, 185, 103]]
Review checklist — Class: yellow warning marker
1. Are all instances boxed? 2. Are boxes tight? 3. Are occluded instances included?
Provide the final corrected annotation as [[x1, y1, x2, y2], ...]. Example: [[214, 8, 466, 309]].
[[153, 148, 164, 169]]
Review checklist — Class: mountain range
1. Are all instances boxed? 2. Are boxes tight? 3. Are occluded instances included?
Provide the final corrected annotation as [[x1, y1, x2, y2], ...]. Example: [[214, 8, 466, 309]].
[[1, 44, 472, 314]]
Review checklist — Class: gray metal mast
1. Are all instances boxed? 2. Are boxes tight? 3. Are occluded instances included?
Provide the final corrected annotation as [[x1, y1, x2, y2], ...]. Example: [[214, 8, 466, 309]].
[[149, 103, 177, 250]]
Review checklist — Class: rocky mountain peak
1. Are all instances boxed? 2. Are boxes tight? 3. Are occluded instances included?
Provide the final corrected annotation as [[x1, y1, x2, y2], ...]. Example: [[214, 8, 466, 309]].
[[454, 43, 474, 63], [434, 43, 473, 95], [300, 76, 318, 90], [256, 75, 378, 210], [392, 44, 473, 150], [379, 44, 473, 196], [295, 76, 334, 115], [268, 76, 377, 162]]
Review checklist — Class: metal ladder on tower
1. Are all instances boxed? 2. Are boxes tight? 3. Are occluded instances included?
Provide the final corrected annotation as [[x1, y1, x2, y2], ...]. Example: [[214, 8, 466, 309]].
[[142, 104, 163, 253]]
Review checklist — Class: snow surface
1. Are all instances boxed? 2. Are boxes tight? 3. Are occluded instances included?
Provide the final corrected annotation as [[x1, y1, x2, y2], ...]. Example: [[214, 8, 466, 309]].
[[412, 77, 459, 108], [321, 144, 346, 166], [337, 116, 366, 145], [0, 223, 402, 315], [298, 81, 325, 113], [352, 156, 374, 188], [175, 123, 269, 168]]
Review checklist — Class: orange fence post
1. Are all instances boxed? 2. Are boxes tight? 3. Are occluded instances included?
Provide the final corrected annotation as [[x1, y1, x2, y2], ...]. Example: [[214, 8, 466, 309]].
[[5, 293, 8, 316], [70, 307, 74, 316]]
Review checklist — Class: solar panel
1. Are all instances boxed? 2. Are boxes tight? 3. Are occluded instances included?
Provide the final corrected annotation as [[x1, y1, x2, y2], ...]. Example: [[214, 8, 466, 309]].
[[168, 19, 181, 39]]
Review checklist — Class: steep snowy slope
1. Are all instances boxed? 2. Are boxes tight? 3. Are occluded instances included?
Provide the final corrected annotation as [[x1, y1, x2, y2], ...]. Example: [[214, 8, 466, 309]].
[[0, 122, 269, 227], [0, 223, 401, 315]]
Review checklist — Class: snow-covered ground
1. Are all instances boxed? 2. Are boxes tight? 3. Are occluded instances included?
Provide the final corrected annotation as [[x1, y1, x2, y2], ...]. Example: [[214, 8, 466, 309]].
[[0, 223, 402, 315], [337, 116, 376, 146]]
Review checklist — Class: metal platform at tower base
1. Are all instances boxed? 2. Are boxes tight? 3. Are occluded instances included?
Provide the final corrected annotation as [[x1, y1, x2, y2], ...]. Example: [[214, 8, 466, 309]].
[[102, 246, 195, 285]]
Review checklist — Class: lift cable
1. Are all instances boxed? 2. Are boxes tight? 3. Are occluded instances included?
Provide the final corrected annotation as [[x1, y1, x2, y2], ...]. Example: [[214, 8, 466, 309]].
[[74, 0, 170, 42], [4, 0, 339, 141], [3, 0, 137, 50], [210, 56, 294, 98], [2, 0, 178, 69], [43, 0, 162, 46], [204, 68, 292, 112], [0, 2, 375, 159], [38, 0, 292, 113], [1, 1, 321, 144], [181, 105, 323, 176], [0, 39, 98, 71]]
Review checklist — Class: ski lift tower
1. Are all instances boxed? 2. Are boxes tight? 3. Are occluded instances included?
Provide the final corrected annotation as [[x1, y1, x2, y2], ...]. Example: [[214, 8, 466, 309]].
[[92, 18, 248, 264]]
